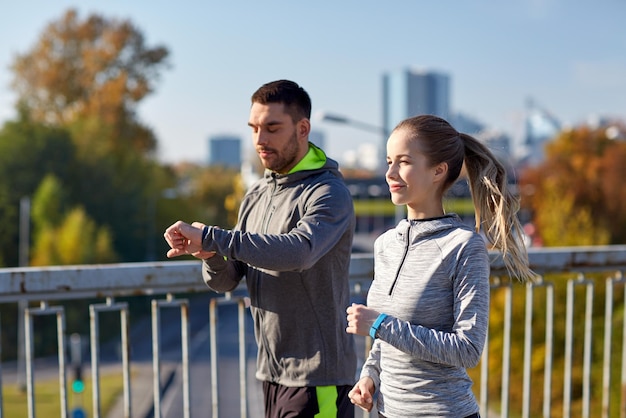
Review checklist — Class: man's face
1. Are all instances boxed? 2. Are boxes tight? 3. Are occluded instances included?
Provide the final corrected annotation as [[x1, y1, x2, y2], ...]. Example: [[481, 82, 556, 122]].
[[248, 102, 307, 173]]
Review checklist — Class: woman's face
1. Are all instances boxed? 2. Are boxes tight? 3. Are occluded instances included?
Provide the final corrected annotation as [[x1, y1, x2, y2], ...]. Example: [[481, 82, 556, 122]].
[[385, 128, 445, 218]]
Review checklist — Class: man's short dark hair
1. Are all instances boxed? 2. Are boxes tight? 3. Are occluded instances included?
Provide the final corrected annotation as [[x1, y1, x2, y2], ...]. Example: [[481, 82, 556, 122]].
[[251, 80, 312, 123]]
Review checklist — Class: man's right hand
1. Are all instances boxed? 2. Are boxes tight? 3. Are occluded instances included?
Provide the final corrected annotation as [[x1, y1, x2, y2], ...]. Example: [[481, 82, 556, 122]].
[[163, 220, 216, 259]]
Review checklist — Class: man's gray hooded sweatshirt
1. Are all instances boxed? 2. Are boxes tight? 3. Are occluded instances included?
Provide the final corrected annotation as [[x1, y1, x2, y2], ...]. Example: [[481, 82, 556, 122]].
[[200, 144, 357, 387], [363, 215, 490, 417]]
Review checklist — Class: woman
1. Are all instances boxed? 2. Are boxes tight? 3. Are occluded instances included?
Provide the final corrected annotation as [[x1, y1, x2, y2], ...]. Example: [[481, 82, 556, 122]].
[[346, 115, 534, 417]]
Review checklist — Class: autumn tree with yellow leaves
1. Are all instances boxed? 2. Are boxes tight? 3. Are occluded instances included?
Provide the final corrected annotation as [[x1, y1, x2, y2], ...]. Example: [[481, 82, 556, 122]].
[[520, 122, 626, 246], [11, 8, 169, 156], [0, 9, 174, 265], [30, 174, 117, 265]]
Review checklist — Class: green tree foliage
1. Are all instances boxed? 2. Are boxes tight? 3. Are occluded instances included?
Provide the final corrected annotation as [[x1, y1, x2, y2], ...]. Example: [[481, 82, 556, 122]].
[[170, 163, 240, 228], [0, 112, 76, 266], [0, 6, 246, 265], [71, 151, 161, 262], [31, 174, 68, 233], [520, 122, 626, 245], [11, 9, 169, 156], [2, 8, 177, 264], [31, 206, 117, 266], [225, 173, 246, 227], [30, 174, 117, 266], [0, 110, 175, 265]]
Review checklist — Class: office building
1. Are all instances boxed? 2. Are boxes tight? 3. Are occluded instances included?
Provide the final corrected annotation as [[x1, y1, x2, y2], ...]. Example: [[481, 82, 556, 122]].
[[207, 135, 241, 168], [380, 68, 450, 171], [475, 128, 513, 166], [451, 112, 485, 136], [523, 98, 561, 165], [383, 68, 451, 135]]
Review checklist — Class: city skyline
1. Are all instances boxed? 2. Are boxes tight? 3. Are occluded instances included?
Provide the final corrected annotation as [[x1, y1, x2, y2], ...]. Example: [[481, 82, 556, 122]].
[[1, 1, 624, 165]]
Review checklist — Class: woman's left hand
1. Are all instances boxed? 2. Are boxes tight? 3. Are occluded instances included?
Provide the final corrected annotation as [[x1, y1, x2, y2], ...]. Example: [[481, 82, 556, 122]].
[[346, 303, 381, 337]]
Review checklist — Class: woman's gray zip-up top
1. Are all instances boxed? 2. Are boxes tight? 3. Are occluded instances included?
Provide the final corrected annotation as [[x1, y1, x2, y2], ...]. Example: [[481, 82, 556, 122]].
[[200, 147, 357, 387], [363, 214, 490, 417]]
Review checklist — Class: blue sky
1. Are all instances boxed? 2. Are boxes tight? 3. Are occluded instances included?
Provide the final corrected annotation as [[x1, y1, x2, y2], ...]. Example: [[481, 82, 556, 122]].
[[1, 0, 625, 165]]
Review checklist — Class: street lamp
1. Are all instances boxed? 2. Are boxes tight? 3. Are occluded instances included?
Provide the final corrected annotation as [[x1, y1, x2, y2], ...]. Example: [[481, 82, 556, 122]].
[[316, 111, 405, 224], [316, 111, 388, 138], [17, 197, 30, 391], [316, 111, 387, 173]]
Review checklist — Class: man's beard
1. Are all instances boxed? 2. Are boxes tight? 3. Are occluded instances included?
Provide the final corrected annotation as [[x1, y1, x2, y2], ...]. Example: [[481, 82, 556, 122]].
[[259, 130, 300, 173]]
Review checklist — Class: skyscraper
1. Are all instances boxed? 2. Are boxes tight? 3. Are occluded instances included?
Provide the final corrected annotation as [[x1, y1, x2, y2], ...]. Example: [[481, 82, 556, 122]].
[[523, 98, 561, 165], [382, 68, 451, 135], [380, 68, 451, 171], [207, 135, 241, 168]]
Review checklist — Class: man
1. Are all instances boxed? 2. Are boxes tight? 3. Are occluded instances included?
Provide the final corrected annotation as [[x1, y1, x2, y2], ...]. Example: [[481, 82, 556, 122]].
[[164, 80, 357, 417]]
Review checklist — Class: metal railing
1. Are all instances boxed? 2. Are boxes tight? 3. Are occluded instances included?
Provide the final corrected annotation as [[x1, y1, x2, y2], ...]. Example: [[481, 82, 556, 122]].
[[0, 245, 625, 417]]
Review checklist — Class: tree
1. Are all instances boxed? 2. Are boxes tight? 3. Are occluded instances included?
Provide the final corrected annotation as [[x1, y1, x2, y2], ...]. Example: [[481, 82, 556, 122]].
[[520, 122, 626, 245], [225, 173, 246, 227], [530, 177, 609, 246], [31, 206, 117, 266], [598, 137, 626, 240], [4, 9, 177, 263], [0, 111, 163, 265], [172, 163, 240, 229], [0, 111, 76, 266], [11, 9, 169, 155], [31, 174, 68, 233], [29, 174, 117, 265]]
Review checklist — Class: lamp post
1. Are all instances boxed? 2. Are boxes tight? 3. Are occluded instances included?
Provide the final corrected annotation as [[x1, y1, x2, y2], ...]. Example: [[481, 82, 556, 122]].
[[17, 197, 30, 392], [317, 112, 387, 139], [316, 111, 405, 225]]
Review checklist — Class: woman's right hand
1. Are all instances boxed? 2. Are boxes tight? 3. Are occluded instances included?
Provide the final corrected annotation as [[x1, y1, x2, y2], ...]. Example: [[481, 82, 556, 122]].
[[348, 376, 375, 412]]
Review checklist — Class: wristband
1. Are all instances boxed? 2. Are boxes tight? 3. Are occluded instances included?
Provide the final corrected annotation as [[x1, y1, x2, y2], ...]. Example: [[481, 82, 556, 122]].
[[369, 313, 388, 339]]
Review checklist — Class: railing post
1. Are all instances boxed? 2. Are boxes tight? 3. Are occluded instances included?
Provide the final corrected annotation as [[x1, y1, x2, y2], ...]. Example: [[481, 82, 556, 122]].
[[602, 274, 614, 418], [522, 281, 534, 418], [521, 278, 554, 418], [209, 294, 250, 418], [151, 294, 190, 418], [481, 279, 512, 418], [563, 275, 594, 418], [621, 271, 626, 418], [543, 282, 554, 418], [152, 298, 162, 418], [0, 313, 3, 418], [582, 277, 594, 418], [603, 272, 625, 418], [90, 297, 131, 418], [209, 298, 219, 418], [501, 282, 512, 418], [24, 302, 68, 418], [480, 323, 490, 418], [238, 298, 248, 418]]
